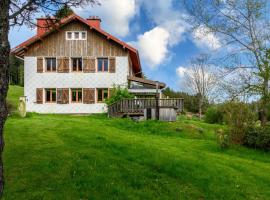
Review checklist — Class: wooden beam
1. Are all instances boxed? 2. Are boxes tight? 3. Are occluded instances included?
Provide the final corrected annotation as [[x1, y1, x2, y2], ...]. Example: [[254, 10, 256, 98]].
[[127, 75, 166, 88]]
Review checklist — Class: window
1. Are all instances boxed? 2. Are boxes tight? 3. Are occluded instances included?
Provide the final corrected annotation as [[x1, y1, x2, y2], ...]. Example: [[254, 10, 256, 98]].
[[81, 32, 86, 39], [67, 32, 72, 39], [71, 89, 82, 103], [97, 88, 108, 102], [74, 32, 79, 39], [66, 31, 87, 40], [45, 89, 56, 103], [97, 58, 109, 72], [45, 58, 56, 72], [72, 58, 82, 71]]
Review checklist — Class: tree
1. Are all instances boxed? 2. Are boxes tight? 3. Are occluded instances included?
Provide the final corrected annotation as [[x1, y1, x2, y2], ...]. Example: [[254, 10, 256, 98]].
[[55, 5, 74, 19], [163, 87, 205, 113], [106, 86, 134, 105], [184, 0, 270, 125], [9, 55, 23, 85], [0, 0, 99, 196], [183, 54, 217, 119]]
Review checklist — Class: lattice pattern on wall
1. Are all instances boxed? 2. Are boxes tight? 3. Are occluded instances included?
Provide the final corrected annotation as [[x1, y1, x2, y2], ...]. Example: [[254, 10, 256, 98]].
[[24, 56, 129, 114]]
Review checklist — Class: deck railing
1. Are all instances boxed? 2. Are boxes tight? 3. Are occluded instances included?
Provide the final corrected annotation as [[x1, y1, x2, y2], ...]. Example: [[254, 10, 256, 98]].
[[108, 98, 184, 117]]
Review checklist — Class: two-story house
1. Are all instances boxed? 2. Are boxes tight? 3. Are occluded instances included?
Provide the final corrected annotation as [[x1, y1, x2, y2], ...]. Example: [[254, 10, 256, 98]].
[[12, 14, 165, 114]]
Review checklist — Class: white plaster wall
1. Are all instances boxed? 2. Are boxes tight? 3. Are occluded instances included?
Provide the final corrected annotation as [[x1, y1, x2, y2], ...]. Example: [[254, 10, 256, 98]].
[[24, 56, 129, 113]]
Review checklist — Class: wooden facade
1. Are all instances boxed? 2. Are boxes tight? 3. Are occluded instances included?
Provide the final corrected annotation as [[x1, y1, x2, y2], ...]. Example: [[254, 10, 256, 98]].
[[25, 20, 128, 57]]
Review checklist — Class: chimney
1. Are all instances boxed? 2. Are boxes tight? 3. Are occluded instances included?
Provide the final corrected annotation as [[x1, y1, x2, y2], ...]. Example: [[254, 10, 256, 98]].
[[87, 16, 101, 29], [36, 17, 55, 36]]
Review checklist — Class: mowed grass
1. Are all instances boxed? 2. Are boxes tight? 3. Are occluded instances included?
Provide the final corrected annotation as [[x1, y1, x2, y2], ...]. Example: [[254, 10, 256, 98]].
[[3, 86, 270, 199], [6, 85, 23, 112]]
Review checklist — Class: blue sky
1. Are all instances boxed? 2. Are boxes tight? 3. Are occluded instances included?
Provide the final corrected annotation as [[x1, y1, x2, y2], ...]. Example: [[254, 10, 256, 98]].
[[9, 0, 221, 90]]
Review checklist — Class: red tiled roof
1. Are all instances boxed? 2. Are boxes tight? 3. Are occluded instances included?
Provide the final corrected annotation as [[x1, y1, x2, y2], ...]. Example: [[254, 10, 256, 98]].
[[11, 14, 142, 76]]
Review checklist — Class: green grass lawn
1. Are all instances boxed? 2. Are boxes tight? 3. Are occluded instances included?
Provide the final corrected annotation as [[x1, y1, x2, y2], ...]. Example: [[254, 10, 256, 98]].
[[3, 86, 270, 199], [6, 85, 23, 112]]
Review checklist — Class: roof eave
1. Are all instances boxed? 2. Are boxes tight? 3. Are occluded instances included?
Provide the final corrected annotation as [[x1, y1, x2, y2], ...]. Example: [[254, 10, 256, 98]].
[[11, 14, 142, 74]]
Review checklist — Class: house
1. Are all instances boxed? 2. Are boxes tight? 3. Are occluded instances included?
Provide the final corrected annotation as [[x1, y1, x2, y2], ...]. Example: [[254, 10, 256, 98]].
[[12, 14, 166, 114]]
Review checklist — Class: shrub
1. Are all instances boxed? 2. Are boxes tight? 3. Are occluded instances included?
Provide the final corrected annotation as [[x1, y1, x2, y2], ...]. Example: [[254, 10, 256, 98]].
[[204, 106, 224, 124], [216, 129, 230, 149], [106, 86, 134, 105], [223, 102, 256, 144], [244, 125, 270, 151]]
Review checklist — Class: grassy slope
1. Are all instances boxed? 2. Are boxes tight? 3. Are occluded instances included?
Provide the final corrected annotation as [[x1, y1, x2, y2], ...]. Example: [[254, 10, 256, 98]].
[[6, 85, 23, 110], [3, 86, 270, 200]]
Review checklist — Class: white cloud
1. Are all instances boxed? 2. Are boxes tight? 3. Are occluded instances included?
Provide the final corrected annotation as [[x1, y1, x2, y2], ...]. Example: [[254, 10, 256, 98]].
[[130, 0, 188, 68], [176, 66, 187, 77], [131, 27, 170, 67], [193, 26, 221, 50], [75, 0, 220, 69], [132, 18, 187, 68], [75, 0, 136, 37], [138, 0, 188, 46]]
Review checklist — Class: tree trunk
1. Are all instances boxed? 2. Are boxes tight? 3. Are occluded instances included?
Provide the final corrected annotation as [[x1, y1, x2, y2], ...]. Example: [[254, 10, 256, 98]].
[[0, 0, 10, 196], [261, 79, 269, 126], [198, 94, 202, 120]]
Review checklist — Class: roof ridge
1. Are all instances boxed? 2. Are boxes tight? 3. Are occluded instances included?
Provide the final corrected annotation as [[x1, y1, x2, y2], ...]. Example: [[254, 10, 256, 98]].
[[11, 13, 142, 76]]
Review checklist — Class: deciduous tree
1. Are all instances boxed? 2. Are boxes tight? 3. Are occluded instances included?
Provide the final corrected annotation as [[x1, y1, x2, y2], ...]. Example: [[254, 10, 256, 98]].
[[183, 54, 217, 119], [184, 0, 270, 125], [0, 0, 99, 196]]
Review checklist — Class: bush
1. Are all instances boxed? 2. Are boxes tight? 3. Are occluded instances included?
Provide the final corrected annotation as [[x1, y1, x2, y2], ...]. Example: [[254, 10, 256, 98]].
[[204, 106, 224, 124], [244, 125, 270, 151], [216, 129, 230, 149], [106, 86, 134, 105], [223, 102, 256, 144]]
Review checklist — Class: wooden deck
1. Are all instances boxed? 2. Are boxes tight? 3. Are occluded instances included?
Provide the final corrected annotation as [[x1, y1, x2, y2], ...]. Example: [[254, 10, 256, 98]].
[[108, 98, 184, 118]]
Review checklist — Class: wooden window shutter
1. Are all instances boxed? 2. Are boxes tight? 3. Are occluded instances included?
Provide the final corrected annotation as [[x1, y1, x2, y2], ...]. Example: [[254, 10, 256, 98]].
[[36, 88, 43, 104], [83, 88, 95, 104], [57, 88, 69, 104], [57, 57, 69, 73], [37, 57, 43, 73], [109, 57, 116, 73], [83, 57, 96, 73], [62, 89, 69, 104]]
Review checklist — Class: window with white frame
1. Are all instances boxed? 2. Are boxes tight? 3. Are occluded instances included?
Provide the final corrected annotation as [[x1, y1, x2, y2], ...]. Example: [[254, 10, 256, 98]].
[[45, 57, 56, 72], [66, 31, 87, 40]]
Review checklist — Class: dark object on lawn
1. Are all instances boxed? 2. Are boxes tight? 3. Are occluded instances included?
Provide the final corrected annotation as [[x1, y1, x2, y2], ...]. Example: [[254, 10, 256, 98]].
[[197, 128, 204, 134], [131, 116, 144, 122], [175, 128, 183, 132]]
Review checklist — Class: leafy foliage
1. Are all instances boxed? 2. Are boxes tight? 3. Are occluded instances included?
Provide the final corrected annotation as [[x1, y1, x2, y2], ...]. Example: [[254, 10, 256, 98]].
[[216, 129, 230, 149], [54, 5, 74, 19], [204, 106, 224, 124], [9, 55, 23, 86], [106, 86, 134, 105], [223, 102, 257, 144], [163, 87, 209, 113], [244, 125, 270, 151]]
